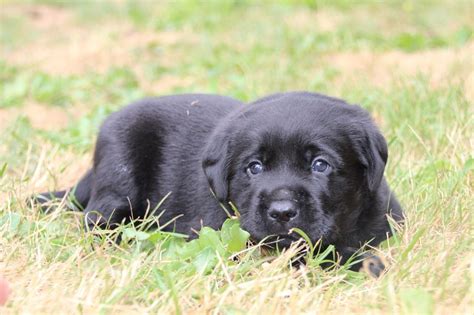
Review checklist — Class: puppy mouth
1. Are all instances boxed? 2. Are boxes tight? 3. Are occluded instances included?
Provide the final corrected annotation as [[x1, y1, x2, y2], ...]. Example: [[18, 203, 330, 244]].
[[257, 233, 302, 249]]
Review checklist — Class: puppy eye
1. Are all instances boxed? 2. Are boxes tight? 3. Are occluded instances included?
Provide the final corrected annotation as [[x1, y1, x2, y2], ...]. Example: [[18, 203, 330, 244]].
[[247, 161, 263, 176], [311, 158, 331, 173]]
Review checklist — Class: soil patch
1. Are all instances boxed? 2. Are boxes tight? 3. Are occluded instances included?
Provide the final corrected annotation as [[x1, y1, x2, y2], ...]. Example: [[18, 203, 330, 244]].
[[1, 4, 194, 75], [0, 102, 70, 131]]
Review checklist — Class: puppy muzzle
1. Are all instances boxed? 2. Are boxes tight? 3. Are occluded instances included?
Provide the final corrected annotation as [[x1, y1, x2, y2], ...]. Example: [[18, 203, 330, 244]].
[[268, 200, 299, 222], [260, 187, 304, 225]]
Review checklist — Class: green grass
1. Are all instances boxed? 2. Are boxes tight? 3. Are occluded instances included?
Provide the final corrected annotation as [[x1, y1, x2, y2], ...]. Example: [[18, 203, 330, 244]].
[[0, 0, 473, 313]]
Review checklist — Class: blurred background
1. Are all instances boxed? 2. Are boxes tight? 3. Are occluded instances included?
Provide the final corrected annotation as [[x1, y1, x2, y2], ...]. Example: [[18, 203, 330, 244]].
[[0, 0, 474, 185], [1, 0, 472, 191], [1, 1, 472, 132]]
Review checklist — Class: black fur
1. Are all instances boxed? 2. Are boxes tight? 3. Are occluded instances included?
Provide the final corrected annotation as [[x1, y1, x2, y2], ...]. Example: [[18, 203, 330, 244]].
[[36, 92, 403, 275]]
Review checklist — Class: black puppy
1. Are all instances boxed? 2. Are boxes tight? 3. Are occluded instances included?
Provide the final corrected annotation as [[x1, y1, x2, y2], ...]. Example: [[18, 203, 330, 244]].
[[37, 92, 403, 275]]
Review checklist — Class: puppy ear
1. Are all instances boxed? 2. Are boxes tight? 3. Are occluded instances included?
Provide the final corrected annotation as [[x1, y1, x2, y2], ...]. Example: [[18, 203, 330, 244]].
[[354, 127, 388, 193], [202, 130, 231, 202], [364, 130, 388, 192]]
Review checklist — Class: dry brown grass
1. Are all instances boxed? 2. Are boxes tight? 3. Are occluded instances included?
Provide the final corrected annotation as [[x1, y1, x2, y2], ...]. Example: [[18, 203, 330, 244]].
[[0, 4, 193, 76], [327, 43, 474, 96]]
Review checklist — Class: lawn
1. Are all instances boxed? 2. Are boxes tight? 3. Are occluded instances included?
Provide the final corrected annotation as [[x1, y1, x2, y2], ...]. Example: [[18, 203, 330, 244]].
[[0, 0, 472, 314]]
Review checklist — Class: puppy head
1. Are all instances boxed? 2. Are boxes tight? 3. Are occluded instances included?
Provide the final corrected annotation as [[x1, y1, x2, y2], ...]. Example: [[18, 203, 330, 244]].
[[202, 92, 388, 247]]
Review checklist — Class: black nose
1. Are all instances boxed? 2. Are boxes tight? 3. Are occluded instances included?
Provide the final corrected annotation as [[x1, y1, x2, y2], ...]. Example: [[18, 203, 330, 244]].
[[268, 200, 298, 222]]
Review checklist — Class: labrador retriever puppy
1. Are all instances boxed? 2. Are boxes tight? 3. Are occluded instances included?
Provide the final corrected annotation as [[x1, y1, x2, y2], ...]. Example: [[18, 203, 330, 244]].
[[36, 92, 403, 276]]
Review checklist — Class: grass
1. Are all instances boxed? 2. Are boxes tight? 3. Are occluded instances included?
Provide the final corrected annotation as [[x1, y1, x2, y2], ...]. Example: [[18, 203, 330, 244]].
[[0, 0, 473, 313]]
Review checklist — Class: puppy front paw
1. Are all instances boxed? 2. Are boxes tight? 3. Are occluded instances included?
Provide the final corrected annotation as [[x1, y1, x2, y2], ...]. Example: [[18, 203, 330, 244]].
[[361, 254, 386, 278]]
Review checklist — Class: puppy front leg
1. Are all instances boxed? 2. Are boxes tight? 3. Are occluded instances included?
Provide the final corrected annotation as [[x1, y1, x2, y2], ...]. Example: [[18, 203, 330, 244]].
[[336, 246, 386, 278], [83, 198, 132, 232]]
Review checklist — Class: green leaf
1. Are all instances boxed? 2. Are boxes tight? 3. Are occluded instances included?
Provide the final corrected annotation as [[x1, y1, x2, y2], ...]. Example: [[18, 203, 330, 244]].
[[220, 219, 250, 253], [193, 247, 218, 274], [122, 228, 150, 241], [176, 238, 202, 259], [198, 227, 226, 256]]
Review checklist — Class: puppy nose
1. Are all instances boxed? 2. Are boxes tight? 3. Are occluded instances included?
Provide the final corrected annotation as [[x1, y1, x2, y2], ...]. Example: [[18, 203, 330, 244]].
[[268, 200, 298, 222]]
